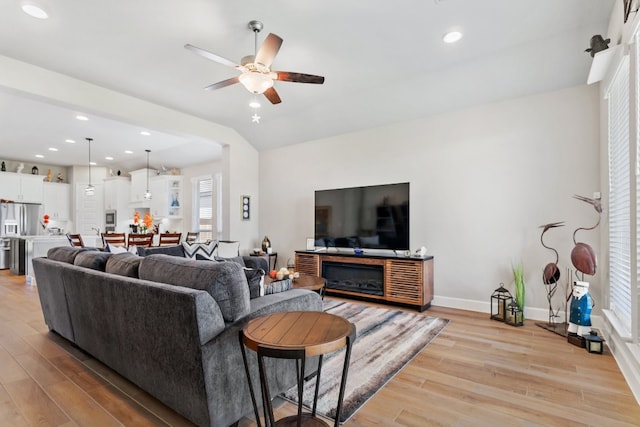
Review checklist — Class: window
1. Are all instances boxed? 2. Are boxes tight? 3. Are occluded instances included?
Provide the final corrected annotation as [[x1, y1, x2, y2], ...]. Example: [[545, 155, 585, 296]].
[[608, 55, 632, 331], [195, 177, 214, 242]]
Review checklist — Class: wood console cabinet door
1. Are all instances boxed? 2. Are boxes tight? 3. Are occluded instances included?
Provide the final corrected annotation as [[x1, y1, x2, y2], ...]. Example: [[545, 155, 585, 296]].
[[295, 253, 320, 276], [385, 259, 433, 306]]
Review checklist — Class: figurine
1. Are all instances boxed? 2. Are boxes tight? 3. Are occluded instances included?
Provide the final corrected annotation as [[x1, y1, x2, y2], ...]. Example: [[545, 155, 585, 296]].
[[568, 281, 593, 337], [16, 163, 24, 173], [56, 172, 63, 183], [1, 161, 5, 172], [46, 169, 52, 182], [571, 194, 601, 276]]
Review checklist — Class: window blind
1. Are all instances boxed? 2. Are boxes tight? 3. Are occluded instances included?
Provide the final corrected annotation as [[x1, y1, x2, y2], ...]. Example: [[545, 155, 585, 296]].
[[609, 55, 632, 329], [197, 178, 214, 242]]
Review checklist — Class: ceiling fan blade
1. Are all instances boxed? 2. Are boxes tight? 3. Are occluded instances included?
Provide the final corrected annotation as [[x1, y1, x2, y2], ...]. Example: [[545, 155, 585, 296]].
[[184, 44, 244, 70], [204, 76, 240, 91], [263, 87, 282, 104], [275, 72, 325, 84], [254, 33, 283, 68]]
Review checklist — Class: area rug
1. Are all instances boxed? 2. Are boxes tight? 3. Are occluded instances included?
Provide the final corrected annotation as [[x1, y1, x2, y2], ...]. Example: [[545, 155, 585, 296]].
[[282, 300, 449, 423]]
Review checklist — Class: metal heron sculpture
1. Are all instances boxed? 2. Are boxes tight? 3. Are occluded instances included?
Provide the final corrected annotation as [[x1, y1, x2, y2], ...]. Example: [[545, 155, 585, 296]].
[[571, 194, 602, 276], [540, 221, 564, 324], [540, 221, 565, 284]]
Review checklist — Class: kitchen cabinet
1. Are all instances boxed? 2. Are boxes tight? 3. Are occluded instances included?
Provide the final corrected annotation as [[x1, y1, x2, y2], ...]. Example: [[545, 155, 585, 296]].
[[104, 177, 132, 232], [43, 182, 70, 221], [129, 169, 157, 205], [0, 172, 43, 203], [104, 177, 130, 210], [150, 175, 183, 218]]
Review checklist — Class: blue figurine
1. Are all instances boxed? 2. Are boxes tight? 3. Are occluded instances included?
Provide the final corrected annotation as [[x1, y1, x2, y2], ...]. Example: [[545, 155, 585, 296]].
[[568, 281, 593, 336]]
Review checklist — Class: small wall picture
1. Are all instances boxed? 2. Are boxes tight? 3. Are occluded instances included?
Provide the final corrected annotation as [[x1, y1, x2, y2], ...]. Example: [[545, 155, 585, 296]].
[[241, 195, 250, 221]]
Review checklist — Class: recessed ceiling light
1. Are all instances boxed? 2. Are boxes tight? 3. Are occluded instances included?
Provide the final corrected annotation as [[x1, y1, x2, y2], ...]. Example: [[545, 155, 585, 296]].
[[443, 30, 463, 44], [249, 100, 261, 109], [65, 139, 76, 143], [105, 156, 114, 160], [89, 162, 97, 166], [21, 3, 48, 19], [124, 150, 133, 154], [76, 115, 89, 121], [48, 147, 58, 152], [35, 154, 44, 158], [140, 131, 151, 136]]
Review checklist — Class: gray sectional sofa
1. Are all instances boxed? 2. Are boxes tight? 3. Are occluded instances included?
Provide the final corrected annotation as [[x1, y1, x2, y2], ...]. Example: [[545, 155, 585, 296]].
[[32, 246, 323, 427]]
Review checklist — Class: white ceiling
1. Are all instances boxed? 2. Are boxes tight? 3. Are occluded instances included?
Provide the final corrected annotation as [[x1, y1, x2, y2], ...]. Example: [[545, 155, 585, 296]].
[[0, 0, 615, 171]]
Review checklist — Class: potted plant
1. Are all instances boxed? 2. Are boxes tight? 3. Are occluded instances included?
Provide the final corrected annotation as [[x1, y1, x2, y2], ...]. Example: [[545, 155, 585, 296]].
[[512, 262, 525, 317]]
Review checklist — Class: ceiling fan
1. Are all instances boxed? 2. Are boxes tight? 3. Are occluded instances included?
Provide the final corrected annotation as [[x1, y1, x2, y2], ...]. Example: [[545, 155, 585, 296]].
[[185, 20, 325, 105]]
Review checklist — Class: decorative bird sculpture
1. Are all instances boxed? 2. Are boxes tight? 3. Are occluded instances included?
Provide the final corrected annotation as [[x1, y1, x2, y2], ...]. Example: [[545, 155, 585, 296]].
[[571, 194, 602, 276], [585, 34, 610, 58], [539, 221, 565, 284]]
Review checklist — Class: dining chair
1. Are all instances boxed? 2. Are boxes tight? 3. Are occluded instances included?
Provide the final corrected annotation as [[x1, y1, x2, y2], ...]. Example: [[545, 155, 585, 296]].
[[185, 232, 199, 244], [158, 232, 182, 246], [66, 233, 85, 248], [127, 233, 154, 248], [101, 232, 126, 248]]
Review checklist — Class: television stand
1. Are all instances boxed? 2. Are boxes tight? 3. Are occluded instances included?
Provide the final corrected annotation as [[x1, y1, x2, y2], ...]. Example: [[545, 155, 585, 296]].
[[295, 250, 433, 311]]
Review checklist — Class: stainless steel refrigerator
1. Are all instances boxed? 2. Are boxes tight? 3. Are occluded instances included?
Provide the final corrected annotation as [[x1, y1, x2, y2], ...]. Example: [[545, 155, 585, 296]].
[[0, 202, 43, 270]]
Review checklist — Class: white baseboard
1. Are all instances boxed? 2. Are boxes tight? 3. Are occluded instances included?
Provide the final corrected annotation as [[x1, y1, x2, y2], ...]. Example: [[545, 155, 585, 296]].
[[432, 295, 603, 326], [432, 295, 552, 322]]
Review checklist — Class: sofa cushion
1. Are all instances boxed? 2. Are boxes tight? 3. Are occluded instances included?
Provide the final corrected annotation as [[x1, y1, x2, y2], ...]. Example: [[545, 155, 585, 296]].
[[139, 254, 250, 322], [47, 246, 98, 264], [213, 255, 246, 267], [195, 254, 263, 299], [106, 243, 128, 254], [105, 253, 142, 278], [182, 241, 218, 260], [74, 251, 113, 271]]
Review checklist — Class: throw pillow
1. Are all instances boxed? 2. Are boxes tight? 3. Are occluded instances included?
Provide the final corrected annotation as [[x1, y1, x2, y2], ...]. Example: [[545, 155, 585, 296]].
[[243, 267, 265, 299], [182, 241, 218, 259], [217, 240, 240, 258], [107, 243, 128, 254], [264, 278, 292, 295]]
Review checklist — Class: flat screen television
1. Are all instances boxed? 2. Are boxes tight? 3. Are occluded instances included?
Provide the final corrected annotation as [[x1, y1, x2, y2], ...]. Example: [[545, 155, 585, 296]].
[[314, 182, 409, 251]]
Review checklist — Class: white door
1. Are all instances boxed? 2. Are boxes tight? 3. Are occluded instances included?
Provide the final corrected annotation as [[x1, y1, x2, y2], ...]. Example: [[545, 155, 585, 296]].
[[75, 183, 104, 235]]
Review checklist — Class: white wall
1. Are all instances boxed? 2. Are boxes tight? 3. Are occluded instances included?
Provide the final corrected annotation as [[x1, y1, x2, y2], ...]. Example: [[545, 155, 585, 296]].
[[259, 84, 601, 316]]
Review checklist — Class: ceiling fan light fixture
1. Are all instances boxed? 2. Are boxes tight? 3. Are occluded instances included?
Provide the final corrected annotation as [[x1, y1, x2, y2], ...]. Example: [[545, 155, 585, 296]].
[[249, 99, 261, 109], [239, 72, 273, 94], [443, 30, 463, 44]]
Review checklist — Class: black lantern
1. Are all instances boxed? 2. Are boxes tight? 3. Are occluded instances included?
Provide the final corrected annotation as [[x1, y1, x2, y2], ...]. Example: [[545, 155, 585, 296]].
[[583, 330, 604, 354], [491, 283, 513, 322], [505, 301, 524, 327]]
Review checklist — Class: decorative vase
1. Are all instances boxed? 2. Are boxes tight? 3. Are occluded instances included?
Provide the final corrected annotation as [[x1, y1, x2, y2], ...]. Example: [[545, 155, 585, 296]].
[[261, 236, 271, 252]]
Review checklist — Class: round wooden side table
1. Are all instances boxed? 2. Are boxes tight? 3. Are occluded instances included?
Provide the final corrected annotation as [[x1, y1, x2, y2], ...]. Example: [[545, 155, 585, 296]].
[[240, 311, 356, 427]]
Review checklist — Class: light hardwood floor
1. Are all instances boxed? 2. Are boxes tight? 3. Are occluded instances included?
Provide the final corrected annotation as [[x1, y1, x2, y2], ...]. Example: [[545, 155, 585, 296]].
[[1, 269, 639, 426]]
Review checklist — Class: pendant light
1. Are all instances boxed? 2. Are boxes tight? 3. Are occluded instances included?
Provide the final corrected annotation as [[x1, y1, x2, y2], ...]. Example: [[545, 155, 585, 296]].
[[85, 138, 95, 196], [143, 149, 152, 200]]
